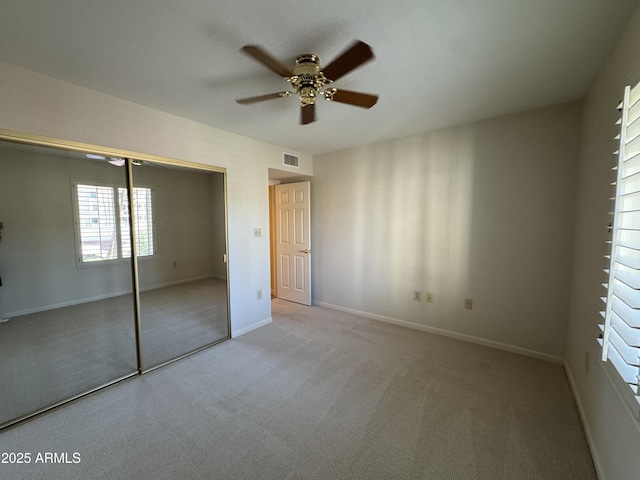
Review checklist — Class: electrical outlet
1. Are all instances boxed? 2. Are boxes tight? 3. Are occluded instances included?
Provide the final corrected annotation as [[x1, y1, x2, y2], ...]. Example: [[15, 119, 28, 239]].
[[257, 289, 262, 300], [464, 298, 473, 310], [426, 293, 433, 303], [413, 290, 421, 301]]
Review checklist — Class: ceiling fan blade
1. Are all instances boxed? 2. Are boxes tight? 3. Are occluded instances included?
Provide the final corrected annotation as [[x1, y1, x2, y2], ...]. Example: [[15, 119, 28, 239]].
[[235, 92, 290, 104], [241, 45, 294, 78], [322, 40, 374, 81], [301, 103, 316, 125], [330, 89, 378, 108]]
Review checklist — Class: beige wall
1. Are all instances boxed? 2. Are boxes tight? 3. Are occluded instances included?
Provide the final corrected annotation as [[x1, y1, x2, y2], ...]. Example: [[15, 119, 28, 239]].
[[0, 61, 312, 336], [564, 4, 640, 479], [312, 101, 582, 360]]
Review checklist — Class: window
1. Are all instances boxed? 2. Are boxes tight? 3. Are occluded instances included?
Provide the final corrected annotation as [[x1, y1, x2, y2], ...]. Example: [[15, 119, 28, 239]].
[[73, 181, 155, 265], [600, 80, 640, 409]]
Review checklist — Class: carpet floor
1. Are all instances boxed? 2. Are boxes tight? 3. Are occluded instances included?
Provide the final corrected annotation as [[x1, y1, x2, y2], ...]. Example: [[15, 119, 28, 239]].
[[0, 277, 229, 426], [0, 299, 596, 479]]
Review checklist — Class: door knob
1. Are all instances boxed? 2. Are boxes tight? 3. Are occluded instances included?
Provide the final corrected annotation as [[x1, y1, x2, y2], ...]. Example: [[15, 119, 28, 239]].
[[298, 249, 310, 254]]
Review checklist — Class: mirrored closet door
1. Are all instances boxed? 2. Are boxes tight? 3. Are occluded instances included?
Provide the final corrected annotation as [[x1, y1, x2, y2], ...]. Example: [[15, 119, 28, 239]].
[[0, 141, 139, 426], [131, 161, 229, 370], [0, 138, 229, 429]]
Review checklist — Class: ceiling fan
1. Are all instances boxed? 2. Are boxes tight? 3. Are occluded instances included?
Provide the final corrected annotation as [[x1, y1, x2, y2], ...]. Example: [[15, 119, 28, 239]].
[[235, 40, 378, 125]]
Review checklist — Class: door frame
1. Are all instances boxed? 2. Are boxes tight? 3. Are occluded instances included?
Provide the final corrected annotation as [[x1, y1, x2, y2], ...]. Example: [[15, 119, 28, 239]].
[[269, 179, 312, 305]]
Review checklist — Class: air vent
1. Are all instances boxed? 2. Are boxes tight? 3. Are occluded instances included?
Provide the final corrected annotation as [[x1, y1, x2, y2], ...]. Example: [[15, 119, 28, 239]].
[[283, 153, 299, 168]]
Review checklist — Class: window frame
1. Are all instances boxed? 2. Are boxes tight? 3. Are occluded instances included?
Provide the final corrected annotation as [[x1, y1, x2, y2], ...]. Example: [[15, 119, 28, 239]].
[[72, 179, 156, 268], [600, 79, 640, 421]]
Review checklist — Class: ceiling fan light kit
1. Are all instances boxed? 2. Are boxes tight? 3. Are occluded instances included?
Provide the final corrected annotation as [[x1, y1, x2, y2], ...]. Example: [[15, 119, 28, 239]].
[[236, 40, 379, 125]]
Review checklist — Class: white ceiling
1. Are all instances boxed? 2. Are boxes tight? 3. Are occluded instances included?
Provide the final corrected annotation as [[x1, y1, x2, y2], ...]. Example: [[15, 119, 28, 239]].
[[0, 0, 637, 155]]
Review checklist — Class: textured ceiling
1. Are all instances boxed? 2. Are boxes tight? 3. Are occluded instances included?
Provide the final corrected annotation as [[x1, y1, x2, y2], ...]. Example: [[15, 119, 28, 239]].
[[0, 0, 637, 155]]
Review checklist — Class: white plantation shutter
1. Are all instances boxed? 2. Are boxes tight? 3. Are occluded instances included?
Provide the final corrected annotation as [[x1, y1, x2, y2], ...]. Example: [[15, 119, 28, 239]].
[[76, 184, 118, 262], [74, 182, 155, 265], [119, 187, 155, 257], [601, 81, 640, 405], [118, 187, 132, 258]]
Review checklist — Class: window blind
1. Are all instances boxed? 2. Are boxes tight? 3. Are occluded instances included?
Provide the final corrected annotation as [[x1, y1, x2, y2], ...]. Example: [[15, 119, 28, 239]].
[[601, 81, 640, 405]]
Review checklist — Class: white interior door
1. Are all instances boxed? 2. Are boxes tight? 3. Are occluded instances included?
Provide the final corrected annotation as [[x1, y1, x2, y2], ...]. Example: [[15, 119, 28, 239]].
[[275, 181, 311, 305]]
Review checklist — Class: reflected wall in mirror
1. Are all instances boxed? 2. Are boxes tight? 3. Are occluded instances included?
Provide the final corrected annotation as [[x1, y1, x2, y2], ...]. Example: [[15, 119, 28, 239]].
[[132, 162, 229, 369], [0, 137, 230, 429], [0, 142, 138, 427]]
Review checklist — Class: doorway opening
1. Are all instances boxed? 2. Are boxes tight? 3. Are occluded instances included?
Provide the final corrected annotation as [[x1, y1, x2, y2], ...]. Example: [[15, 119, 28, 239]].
[[268, 169, 312, 306]]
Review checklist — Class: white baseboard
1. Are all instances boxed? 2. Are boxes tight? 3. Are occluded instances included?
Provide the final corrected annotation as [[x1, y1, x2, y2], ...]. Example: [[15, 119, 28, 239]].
[[232, 317, 272, 338], [2, 289, 133, 319], [2, 274, 222, 319], [313, 301, 564, 364], [563, 362, 603, 479]]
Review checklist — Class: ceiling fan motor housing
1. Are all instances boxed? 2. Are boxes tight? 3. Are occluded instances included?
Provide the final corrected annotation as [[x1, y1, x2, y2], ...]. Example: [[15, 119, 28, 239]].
[[294, 54, 320, 72], [291, 54, 328, 106]]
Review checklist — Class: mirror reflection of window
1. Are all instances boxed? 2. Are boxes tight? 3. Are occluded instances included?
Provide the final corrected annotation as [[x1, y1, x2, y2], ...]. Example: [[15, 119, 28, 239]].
[[73, 182, 155, 265]]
